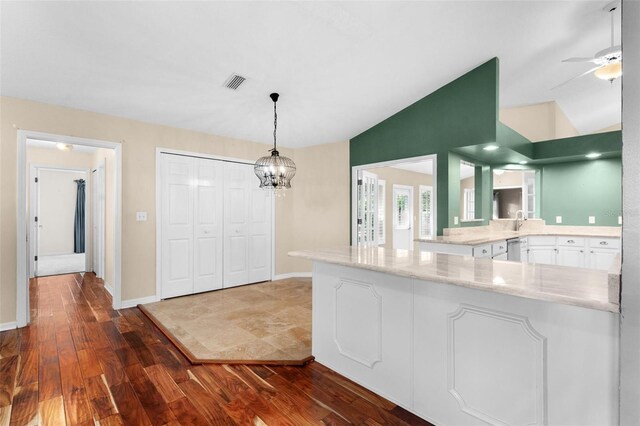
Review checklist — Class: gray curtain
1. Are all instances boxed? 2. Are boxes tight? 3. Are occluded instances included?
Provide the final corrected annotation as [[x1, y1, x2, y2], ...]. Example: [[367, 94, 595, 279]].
[[74, 179, 85, 253]]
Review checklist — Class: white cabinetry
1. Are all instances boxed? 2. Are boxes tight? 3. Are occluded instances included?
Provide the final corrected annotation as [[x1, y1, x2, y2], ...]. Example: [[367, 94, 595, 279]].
[[527, 236, 557, 265], [526, 236, 619, 270]]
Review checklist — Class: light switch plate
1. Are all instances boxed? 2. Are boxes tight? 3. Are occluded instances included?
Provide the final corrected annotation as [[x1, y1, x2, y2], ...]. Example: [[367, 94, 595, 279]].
[[589, 216, 596, 224], [454, 216, 459, 225], [619, 216, 623, 225], [136, 212, 147, 221], [555, 216, 562, 224]]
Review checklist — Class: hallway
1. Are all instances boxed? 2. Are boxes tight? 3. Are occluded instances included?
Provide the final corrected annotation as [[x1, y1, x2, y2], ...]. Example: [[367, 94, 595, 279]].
[[0, 273, 429, 425]]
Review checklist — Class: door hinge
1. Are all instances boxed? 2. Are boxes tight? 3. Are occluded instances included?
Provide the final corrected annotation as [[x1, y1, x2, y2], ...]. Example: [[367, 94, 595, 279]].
[[35, 216, 38, 222], [35, 177, 38, 183], [35, 256, 38, 261], [357, 218, 363, 225], [357, 179, 362, 186]]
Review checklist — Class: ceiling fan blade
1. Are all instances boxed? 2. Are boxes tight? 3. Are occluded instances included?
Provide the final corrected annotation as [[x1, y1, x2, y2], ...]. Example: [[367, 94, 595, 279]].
[[562, 57, 599, 63], [551, 65, 603, 90]]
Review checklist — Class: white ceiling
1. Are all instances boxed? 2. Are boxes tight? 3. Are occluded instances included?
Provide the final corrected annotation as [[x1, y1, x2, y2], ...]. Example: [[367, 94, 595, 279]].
[[391, 160, 433, 176], [0, 1, 621, 148], [460, 163, 476, 180]]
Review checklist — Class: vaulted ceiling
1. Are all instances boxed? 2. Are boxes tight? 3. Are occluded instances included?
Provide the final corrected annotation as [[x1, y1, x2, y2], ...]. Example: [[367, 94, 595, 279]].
[[0, 1, 621, 148]]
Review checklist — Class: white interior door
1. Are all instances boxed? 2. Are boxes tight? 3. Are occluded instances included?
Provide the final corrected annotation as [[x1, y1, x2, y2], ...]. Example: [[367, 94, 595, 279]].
[[357, 170, 378, 246], [393, 184, 413, 250], [193, 158, 223, 293], [29, 167, 39, 278], [161, 154, 195, 298], [223, 162, 251, 288]]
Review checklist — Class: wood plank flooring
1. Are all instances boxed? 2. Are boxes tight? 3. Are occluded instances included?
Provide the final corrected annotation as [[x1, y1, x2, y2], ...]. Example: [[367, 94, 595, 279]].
[[0, 273, 433, 425]]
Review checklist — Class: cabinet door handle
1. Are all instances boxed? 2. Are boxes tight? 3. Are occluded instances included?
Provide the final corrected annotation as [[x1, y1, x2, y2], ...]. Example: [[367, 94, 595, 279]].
[[580, 250, 584, 253], [591, 250, 595, 254], [482, 249, 487, 254], [567, 239, 575, 244], [499, 246, 504, 250], [599, 241, 608, 246]]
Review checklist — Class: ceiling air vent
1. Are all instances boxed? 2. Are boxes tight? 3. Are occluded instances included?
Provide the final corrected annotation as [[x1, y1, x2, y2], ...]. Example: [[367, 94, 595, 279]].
[[224, 74, 246, 90]]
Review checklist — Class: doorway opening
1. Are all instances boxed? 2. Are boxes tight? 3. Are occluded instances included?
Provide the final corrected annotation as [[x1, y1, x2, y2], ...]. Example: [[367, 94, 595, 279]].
[[17, 130, 122, 327], [352, 154, 437, 250], [29, 165, 89, 277]]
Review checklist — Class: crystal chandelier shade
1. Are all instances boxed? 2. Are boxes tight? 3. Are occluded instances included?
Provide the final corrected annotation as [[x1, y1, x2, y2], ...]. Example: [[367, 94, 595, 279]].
[[254, 93, 296, 190]]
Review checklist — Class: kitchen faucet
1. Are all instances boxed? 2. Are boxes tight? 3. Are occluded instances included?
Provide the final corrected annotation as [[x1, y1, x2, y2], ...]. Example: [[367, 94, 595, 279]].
[[515, 210, 525, 231]]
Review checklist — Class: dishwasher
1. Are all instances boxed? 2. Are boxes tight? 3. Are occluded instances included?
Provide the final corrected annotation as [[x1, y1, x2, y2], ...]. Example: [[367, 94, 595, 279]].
[[507, 238, 522, 261]]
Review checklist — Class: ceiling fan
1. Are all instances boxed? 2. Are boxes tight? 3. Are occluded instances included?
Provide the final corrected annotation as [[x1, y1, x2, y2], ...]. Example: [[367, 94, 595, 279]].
[[553, 0, 621, 89]]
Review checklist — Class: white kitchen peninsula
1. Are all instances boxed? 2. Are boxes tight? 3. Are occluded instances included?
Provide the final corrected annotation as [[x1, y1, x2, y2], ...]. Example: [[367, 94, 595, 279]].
[[290, 246, 620, 426]]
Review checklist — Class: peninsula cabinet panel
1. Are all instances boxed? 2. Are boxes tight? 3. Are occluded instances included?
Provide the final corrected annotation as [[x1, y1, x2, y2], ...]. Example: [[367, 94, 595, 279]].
[[413, 280, 619, 426], [312, 262, 413, 409]]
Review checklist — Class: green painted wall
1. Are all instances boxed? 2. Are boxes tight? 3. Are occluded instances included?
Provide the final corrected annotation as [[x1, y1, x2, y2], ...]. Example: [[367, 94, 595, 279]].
[[350, 58, 500, 234], [540, 158, 621, 226]]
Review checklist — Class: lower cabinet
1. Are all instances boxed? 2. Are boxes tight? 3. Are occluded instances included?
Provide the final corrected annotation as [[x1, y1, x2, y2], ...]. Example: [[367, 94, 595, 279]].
[[527, 246, 556, 265], [589, 248, 619, 270], [557, 247, 586, 268]]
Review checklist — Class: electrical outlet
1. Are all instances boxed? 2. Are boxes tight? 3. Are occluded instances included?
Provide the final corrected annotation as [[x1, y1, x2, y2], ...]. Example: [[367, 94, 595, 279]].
[[454, 216, 459, 225], [589, 216, 596, 224], [619, 216, 623, 225], [136, 212, 147, 221], [555, 216, 562, 224]]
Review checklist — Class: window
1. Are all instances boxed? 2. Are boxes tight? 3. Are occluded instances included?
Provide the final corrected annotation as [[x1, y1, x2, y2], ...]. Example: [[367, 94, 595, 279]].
[[463, 188, 475, 221], [395, 193, 410, 229], [419, 185, 433, 238], [378, 180, 386, 244]]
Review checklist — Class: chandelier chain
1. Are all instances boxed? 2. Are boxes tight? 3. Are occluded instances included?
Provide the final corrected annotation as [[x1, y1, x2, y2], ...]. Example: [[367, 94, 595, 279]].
[[273, 101, 278, 151]]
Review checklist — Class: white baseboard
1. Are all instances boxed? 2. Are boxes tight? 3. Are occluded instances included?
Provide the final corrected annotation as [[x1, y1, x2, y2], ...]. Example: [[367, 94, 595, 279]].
[[273, 272, 312, 280], [120, 296, 160, 309], [0, 322, 17, 332], [103, 282, 114, 296]]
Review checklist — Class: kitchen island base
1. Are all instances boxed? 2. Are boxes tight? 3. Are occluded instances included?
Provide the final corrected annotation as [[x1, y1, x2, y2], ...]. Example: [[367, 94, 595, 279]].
[[312, 261, 619, 426]]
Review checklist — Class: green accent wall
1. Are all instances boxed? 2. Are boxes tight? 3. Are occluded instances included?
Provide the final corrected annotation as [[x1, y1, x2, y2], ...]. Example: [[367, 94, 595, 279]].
[[540, 158, 622, 226], [349, 55, 623, 237], [350, 58, 500, 234]]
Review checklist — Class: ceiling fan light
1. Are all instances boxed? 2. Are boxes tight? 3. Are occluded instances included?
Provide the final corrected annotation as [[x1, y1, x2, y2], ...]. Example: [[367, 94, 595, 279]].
[[594, 61, 622, 81]]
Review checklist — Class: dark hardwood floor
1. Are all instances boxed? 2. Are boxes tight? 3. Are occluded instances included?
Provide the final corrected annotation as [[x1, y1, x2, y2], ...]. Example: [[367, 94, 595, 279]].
[[0, 273, 432, 425]]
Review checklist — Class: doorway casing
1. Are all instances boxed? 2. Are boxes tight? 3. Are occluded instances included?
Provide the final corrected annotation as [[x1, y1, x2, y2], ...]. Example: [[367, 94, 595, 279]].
[[17, 130, 122, 328], [351, 154, 437, 246]]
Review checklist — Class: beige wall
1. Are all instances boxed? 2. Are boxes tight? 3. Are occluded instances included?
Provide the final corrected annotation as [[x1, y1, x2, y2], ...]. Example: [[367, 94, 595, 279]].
[[0, 96, 349, 324], [493, 170, 523, 188], [367, 167, 433, 245], [500, 101, 580, 142]]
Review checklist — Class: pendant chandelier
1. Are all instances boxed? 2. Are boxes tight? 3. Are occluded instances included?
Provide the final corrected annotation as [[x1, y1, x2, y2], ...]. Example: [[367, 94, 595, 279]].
[[254, 93, 296, 190]]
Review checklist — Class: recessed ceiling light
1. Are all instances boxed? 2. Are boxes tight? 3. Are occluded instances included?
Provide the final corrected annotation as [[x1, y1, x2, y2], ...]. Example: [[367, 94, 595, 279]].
[[518, 161, 528, 165], [56, 143, 73, 151], [586, 152, 602, 159], [483, 145, 499, 151]]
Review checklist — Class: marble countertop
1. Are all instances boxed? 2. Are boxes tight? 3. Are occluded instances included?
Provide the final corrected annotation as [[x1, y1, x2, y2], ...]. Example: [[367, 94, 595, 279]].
[[289, 246, 620, 313], [416, 229, 621, 246]]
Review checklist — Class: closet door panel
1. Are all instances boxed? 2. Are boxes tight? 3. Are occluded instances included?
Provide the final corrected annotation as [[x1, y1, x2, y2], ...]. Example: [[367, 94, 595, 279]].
[[249, 186, 272, 283], [161, 154, 195, 298], [223, 162, 250, 287], [193, 158, 223, 293]]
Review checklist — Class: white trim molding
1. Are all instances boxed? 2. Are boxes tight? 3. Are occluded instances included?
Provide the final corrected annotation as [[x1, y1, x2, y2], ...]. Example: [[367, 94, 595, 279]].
[[0, 322, 18, 332], [120, 296, 161, 309], [17, 130, 123, 327]]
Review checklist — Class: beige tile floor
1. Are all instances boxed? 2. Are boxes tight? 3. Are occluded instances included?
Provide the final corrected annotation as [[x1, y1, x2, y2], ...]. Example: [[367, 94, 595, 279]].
[[141, 278, 312, 364]]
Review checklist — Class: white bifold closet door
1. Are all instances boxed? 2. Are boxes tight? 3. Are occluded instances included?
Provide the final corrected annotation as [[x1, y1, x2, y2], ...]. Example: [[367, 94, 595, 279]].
[[161, 154, 272, 299], [161, 154, 224, 298], [223, 162, 272, 288]]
